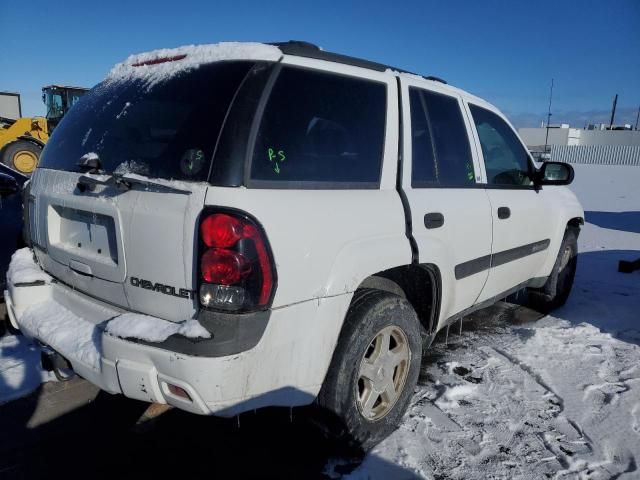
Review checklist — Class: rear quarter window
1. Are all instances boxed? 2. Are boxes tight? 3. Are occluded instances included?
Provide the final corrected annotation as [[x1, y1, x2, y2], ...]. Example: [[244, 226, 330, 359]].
[[248, 66, 387, 188], [409, 87, 475, 187]]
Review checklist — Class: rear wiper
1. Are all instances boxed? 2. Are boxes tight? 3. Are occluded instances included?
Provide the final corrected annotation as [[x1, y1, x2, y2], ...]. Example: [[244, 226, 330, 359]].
[[76, 172, 113, 192], [115, 173, 192, 195], [77, 172, 191, 195], [77, 154, 103, 174]]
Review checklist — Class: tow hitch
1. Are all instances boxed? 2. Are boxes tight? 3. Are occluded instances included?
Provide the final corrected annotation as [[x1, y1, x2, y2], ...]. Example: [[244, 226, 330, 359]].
[[40, 346, 76, 381]]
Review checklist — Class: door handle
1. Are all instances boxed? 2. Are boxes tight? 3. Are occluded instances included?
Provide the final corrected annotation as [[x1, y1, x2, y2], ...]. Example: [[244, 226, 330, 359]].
[[424, 212, 445, 229], [497, 207, 511, 219], [69, 259, 93, 276]]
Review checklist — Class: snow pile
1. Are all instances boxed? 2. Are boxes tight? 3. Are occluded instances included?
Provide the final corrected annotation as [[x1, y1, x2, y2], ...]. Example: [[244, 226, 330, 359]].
[[434, 383, 478, 410], [79, 152, 99, 162], [106, 314, 210, 343], [19, 300, 102, 370], [113, 160, 150, 176], [106, 42, 282, 90], [6, 248, 51, 285]]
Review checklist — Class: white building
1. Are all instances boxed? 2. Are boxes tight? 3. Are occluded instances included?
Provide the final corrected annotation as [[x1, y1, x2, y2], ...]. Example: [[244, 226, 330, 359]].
[[518, 125, 640, 148], [517, 126, 640, 166]]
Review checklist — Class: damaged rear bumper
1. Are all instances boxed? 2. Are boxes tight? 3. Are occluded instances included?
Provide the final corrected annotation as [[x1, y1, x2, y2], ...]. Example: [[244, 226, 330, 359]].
[[5, 271, 343, 416]]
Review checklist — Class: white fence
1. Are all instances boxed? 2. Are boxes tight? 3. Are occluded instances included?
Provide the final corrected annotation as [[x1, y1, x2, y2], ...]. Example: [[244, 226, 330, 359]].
[[551, 145, 640, 166]]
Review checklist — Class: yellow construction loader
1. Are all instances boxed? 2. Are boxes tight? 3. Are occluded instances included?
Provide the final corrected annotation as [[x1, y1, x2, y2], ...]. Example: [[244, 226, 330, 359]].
[[0, 85, 88, 175]]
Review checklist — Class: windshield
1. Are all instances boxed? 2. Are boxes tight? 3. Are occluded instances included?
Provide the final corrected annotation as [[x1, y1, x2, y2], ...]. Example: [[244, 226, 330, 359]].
[[39, 61, 254, 182]]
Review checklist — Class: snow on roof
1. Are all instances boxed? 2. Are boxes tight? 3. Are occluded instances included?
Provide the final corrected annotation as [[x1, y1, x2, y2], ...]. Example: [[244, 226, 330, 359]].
[[106, 42, 282, 90]]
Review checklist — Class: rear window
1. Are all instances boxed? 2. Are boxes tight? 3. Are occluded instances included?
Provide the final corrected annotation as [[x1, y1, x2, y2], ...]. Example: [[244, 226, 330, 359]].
[[39, 62, 254, 182], [248, 66, 387, 188]]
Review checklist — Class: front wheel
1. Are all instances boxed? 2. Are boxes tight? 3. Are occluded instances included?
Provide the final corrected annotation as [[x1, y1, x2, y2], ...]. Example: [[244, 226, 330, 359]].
[[317, 289, 422, 452], [528, 228, 578, 312]]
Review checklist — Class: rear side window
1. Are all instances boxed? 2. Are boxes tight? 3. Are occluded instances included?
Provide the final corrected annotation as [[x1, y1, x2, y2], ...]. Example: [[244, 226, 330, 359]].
[[409, 88, 475, 187], [249, 67, 387, 188], [469, 104, 533, 186], [39, 62, 254, 182]]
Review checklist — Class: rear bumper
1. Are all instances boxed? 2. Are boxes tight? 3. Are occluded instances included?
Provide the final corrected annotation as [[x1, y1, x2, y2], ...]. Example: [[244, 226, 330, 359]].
[[5, 275, 351, 416]]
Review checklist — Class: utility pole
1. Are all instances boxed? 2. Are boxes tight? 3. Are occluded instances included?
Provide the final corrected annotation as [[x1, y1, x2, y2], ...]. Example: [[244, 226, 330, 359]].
[[609, 94, 618, 129], [543, 78, 554, 158], [635, 105, 639, 130]]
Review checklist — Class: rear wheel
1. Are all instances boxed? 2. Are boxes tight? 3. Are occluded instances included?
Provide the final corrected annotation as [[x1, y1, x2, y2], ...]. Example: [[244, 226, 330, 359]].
[[317, 289, 422, 451], [1, 140, 42, 175], [528, 228, 578, 312]]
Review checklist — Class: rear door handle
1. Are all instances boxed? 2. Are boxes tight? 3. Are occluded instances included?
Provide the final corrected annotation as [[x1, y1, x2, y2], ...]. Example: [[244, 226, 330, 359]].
[[424, 212, 445, 229], [69, 259, 93, 276], [497, 207, 511, 219]]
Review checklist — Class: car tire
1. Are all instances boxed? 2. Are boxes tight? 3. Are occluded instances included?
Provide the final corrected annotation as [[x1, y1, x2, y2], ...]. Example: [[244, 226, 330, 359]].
[[316, 288, 422, 452], [528, 227, 578, 313], [1, 140, 42, 175]]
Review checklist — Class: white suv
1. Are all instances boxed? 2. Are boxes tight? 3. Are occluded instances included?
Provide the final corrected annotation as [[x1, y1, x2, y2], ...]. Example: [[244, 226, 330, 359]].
[[5, 41, 583, 449]]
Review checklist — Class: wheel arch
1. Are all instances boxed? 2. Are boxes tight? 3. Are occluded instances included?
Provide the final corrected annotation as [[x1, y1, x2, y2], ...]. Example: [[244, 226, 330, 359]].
[[356, 263, 442, 336], [568, 216, 584, 229], [16, 135, 46, 149], [0, 136, 45, 156]]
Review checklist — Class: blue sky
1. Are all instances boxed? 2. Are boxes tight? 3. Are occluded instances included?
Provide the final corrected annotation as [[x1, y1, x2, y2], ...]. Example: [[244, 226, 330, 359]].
[[2, 0, 638, 128]]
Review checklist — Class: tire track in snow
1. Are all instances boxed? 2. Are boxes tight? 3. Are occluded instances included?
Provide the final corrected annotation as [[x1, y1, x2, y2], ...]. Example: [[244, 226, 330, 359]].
[[480, 345, 601, 474], [485, 345, 565, 414]]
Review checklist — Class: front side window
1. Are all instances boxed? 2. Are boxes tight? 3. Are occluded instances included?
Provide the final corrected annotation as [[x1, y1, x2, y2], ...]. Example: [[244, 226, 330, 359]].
[[249, 67, 387, 187], [469, 105, 533, 186], [409, 87, 475, 187]]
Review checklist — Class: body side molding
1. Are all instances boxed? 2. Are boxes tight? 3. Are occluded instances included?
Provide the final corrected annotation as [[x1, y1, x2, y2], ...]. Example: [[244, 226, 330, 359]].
[[455, 239, 550, 280]]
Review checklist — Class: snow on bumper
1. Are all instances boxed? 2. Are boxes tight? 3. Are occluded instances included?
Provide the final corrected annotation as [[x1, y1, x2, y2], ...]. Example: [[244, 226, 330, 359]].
[[5, 253, 351, 416]]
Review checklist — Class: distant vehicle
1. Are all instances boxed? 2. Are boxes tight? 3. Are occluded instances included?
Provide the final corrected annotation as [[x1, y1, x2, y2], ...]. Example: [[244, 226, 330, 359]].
[[0, 85, 88, 175], [0, 164, 26, 295], [5, 42, 584, 450]]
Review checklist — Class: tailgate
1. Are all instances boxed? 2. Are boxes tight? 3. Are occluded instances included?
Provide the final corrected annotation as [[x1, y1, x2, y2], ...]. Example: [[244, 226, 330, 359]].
[[29, 169, 207, 321]]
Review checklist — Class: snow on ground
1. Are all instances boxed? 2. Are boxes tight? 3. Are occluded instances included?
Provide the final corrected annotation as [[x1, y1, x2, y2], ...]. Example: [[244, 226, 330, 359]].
[[0, 334, 54, 405], [344, 164, 640, 479]]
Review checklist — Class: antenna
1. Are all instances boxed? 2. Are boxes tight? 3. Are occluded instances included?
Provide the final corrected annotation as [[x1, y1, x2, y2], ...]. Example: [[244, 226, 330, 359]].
[[609, 94, 618, 129], [543, 78, 554, 158]]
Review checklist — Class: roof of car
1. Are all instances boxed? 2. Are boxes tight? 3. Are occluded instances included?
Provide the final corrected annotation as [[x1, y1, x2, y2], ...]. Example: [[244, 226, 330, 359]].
[[108, 41, 494, 105], [272, 41, 448, 85]]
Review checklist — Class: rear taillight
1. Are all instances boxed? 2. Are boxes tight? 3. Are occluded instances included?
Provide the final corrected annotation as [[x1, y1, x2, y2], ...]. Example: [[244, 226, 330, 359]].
[[198, 211, 276, 312]]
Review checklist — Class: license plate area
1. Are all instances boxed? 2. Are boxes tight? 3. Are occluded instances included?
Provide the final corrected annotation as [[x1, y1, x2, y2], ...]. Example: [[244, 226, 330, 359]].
[[48, 205, 118, 266]]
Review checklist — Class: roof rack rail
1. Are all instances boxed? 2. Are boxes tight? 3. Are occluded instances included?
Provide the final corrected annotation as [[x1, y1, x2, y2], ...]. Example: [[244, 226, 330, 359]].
[[424, 75, 447, 84], [271, 40, 321, 51], [270, 40, 447, 85]]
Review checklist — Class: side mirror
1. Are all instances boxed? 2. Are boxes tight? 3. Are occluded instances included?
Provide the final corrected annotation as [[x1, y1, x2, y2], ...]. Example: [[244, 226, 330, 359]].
[[537, 161, 574, 186], [0, 172, 19, 198]]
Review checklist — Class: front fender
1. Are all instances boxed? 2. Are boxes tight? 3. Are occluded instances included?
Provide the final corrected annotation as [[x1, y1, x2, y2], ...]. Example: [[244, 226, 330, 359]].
[[535, 186, 584, 279]]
